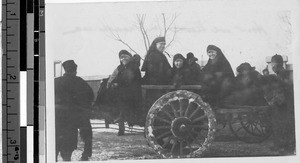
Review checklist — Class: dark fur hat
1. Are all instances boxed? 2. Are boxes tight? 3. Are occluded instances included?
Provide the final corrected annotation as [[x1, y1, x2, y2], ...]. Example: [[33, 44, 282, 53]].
[[62, 60, 77, 73]]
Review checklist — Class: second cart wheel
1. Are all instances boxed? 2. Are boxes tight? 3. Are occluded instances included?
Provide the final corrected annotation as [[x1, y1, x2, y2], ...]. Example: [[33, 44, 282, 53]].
[[145, 90, 216, 158], [229, 111, 272, 143]]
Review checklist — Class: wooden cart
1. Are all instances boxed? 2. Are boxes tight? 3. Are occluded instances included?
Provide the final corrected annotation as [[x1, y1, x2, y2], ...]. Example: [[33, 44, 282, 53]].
[[142, 85, 272, 158]]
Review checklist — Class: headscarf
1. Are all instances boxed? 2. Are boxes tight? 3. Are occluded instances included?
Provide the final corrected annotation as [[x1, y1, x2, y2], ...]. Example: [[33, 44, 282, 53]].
[[236, 62, 256, 75], [141, 37, 166, 71], [119, 50, 132, 58], [172, 53, 186, 69], [202, 45, 234, 78]]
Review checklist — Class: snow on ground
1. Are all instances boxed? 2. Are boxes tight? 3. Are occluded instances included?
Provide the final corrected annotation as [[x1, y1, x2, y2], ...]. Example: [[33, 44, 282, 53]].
[[56, 119, 292, 162]]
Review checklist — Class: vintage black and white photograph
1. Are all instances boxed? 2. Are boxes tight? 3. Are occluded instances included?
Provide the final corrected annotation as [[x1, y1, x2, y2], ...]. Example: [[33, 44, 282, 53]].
[[45, 0, 299, 162]]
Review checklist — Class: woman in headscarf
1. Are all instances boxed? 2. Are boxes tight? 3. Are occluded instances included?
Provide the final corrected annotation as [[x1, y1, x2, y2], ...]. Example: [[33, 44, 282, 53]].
[[171, 53, 189, 87], [141, 37, 172, 85], [105, 50, 142, 135], [200, 45, 235, 105]]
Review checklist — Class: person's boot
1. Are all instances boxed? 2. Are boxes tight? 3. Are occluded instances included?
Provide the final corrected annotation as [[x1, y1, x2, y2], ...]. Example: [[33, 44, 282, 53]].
[[60, 150, 72, 161], [105, 119, 110, 128], [118, 121, 125, 136]]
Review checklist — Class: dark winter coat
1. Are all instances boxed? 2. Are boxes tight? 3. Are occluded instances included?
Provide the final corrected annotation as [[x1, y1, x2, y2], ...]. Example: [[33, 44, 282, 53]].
[[259, 73, 295, 152], [171, 54, 197, 87], [200, 45, 235, 104], [223, 70, 266, 106], [55, 73, 94, 153], [141, 38, 172, 85], [187, 59, 202, 84]]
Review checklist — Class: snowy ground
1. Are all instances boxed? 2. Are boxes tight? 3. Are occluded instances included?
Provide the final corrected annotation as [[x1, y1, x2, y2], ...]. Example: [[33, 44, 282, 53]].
[[56, 119, 294, 162]]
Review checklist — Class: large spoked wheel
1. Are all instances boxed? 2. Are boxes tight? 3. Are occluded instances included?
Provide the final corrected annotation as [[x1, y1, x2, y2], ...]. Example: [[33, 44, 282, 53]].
[[229, 111, 272, 143], [145, 90, 216, 158]]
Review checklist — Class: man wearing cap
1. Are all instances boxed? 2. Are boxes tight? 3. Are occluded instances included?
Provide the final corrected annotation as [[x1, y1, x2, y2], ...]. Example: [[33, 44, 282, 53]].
[[267, 54, 295, 154], [55, 60, 94, 161]]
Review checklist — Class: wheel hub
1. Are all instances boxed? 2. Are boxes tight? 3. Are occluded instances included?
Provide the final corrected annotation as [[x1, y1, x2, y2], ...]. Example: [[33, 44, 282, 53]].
[[171, 117, 192, 139]]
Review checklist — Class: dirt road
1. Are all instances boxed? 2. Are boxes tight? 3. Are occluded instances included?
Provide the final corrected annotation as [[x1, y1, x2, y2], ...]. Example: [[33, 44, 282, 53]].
[[57, 119, 293, 161]]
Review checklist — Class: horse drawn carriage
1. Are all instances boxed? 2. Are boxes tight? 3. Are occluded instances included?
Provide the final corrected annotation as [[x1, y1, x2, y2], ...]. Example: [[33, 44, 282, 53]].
[[94, 83, 273, 159]]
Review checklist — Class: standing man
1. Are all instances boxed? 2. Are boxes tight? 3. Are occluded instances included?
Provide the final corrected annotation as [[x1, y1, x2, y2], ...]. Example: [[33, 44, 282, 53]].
[[268, 54, 295, 154], [55, 60, 94, 161]]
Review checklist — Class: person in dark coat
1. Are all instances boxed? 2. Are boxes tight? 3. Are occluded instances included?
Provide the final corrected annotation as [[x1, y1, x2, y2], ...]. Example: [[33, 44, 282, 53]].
[[200, 45, 235, 106], [263, 67, 269, 76], [262, 54, 295, 154], [223, 62, 266, 106], [133, 54, 141, 68], [186, 52, 201, 83], [110, 50, 143, 135], [55, 60, 94, 161], [141, 37, 172, 85], [171, 53, 195, 87]]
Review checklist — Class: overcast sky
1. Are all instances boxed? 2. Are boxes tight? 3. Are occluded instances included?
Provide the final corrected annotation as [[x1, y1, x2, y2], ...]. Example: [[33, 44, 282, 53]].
[[45, 0, 298, 77]]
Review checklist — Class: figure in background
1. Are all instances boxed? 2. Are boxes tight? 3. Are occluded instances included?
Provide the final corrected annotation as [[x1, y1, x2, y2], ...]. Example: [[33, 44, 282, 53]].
[[200, 45, 235, 105], [262, 67, 269, 76], [262, 54, 295, 154], [55, 60, 94, 161], [110, 50, 142, 136], [223, 62, 266, 106], [141, 37, 172, 85], [133, 54, 142, 68], [186, 52, 201, 84]]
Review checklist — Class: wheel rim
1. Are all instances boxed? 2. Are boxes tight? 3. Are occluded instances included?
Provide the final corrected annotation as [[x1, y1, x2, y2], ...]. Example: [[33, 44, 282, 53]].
[[145, 90, 216, 158], [229, 111, 272, 143]]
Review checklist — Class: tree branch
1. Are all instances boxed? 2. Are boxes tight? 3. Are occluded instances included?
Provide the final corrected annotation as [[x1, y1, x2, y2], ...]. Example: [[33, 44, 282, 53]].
[[103, 21, 138, 54], [162, 13, 167, 37], [137, 14, 149, 51], [165, 26, 178, 50]]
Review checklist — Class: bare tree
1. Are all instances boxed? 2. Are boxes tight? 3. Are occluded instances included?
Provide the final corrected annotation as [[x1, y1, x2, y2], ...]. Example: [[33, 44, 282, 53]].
[[161, 13, 179, 51], [103, 23, 139, 54], [103, 13, 179, 58]]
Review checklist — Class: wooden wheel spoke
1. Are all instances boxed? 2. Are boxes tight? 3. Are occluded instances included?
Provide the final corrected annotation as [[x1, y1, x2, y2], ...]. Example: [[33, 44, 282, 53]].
[[236, 126, 243, 132], [189, 106, 200, 119], [155, 115, 172, 124], [253, 122, 263, 134], [192, 124, 208, 130], [157, 130, 172, 140], [169, 103, 179, 117], [153, 125, 171, 130], [161, 109, 175, 120], [192, 130, 200, 135], [179, 100, 184, 117], [187, 140, 193, 153], [162, 135, 174, 148], [188, 133, 197, 142], [184, 102, 192, 117], [180, 141, 183, 157], [192, 114, 207, 123], [170, 140, 178, 153]]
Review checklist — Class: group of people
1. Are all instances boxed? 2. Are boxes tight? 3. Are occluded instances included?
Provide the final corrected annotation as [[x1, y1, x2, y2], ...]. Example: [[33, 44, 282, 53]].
[[55, 36, 295, 161]]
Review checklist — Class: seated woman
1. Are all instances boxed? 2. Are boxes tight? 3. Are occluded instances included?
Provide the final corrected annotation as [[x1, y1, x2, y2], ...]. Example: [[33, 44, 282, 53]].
[[223, 62, 266, 106], [96, 50, 142, 136], [200, 45, 235, 105], [141, 37, 172, 85], [171, 53, 198, 88]]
